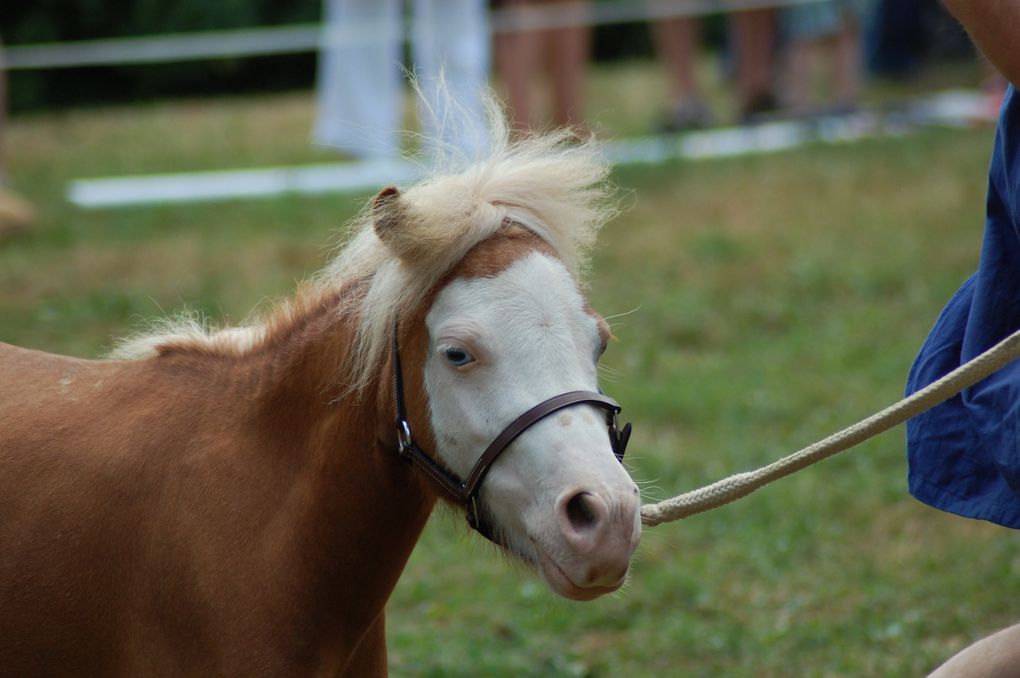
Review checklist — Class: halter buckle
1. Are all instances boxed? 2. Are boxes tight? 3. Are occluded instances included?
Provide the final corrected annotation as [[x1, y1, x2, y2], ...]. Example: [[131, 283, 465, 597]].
[[608, 410, 632, 462], [396, 419, 414, 459]]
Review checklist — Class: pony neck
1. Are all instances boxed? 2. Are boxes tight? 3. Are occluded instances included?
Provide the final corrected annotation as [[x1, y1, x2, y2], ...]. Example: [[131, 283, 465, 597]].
[[240, 291, 438, 667]]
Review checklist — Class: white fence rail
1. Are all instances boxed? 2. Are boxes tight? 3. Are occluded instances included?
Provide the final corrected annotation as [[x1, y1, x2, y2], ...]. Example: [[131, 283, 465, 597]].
[[4, 0, 830, 71]]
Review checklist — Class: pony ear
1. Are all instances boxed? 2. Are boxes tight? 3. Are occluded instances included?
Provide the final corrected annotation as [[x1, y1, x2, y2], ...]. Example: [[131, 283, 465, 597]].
[[371, 183, 482, 263], [372, 186, 403, 245], [371, 185, 434, 263]]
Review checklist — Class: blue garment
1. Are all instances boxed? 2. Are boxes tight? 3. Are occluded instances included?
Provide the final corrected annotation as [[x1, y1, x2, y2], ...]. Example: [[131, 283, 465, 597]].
[[906, 86, 1020, 528], [783, 0, 872, 42]]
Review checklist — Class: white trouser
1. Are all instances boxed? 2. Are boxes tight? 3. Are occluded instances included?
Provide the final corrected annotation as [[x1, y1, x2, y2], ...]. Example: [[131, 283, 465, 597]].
[[313, 0, 490, 161]]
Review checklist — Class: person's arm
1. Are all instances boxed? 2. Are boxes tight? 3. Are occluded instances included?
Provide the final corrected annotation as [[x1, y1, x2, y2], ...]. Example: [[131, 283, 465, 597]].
[[928, 623, 1020, 677], [942, 0, 1020, 87]]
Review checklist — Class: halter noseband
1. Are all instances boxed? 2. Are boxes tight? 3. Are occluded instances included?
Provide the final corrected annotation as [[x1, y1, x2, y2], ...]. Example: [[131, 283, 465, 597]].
[[391, 325, 632, 544]]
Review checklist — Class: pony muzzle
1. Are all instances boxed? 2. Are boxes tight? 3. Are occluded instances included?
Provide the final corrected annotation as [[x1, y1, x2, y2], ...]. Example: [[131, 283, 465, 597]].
[[530, 484, 640, 600]]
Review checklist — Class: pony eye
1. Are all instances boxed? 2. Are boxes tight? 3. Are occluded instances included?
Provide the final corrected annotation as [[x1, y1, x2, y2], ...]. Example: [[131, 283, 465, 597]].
[[441, 346, 475, 368]]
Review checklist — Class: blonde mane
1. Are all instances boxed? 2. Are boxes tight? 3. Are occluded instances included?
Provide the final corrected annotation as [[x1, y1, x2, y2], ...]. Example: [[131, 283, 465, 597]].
[[111, 98, 617, 394]]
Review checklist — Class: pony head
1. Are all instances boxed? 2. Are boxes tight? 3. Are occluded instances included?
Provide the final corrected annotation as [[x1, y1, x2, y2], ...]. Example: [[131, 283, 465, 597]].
[[354, 120, 640, 600]]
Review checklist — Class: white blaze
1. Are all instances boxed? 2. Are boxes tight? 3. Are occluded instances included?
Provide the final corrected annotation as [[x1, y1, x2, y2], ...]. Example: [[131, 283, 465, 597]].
[[424, 251, 639, 599]]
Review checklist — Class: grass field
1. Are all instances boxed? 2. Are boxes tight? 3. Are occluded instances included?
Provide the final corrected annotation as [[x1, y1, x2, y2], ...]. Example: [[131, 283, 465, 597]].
[[3, 61, 1019, 676]]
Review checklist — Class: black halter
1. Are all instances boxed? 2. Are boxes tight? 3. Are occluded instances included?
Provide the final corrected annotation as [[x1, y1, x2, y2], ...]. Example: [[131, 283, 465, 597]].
[[391, 326, 632, 544]]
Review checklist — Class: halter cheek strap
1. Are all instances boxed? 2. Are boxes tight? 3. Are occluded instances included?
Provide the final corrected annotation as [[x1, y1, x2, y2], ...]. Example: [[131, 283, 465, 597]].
[[391, 326, 632, 544]]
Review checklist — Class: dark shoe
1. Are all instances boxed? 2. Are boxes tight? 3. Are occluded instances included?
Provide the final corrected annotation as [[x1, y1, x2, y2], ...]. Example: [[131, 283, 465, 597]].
[[657, 100, 715, 134], [739, 92, 779, 124]]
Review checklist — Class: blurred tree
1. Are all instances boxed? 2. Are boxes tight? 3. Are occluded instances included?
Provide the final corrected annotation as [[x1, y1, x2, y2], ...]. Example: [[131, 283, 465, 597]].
[[3, 0, 319, 111]]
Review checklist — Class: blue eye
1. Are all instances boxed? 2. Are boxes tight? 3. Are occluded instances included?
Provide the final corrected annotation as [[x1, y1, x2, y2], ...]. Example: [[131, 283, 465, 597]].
[[441, 346, 475, 367]]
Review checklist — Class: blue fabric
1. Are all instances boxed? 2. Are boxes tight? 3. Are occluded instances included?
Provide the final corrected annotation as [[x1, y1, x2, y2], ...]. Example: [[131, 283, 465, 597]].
[[783, 0, 872, 41], [906, 86, 1020, 528]]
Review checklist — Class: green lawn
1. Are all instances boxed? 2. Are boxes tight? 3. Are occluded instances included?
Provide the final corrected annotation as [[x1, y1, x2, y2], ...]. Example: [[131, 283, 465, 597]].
[[3, 61, 1018, 676]]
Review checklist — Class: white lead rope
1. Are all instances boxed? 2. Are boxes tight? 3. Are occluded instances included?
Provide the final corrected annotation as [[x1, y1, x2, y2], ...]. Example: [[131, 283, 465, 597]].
[[640, 328, 1020, 527]]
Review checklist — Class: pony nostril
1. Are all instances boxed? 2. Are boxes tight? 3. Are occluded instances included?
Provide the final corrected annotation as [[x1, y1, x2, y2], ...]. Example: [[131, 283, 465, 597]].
[[565, 492, 600, 532]]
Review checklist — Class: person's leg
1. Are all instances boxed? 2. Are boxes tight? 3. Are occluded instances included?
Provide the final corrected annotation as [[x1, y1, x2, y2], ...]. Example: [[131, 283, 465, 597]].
[[731, 8, 778, 119], [782, 38, 815, 113], [413, 0, 491, 161], [0, 41, 7, 187], [928, 623, 1020, 677], [494, 0, 544, 134], [780, 5, 825, 113], [313, 0, 402, 158], [653, 15, 712, 130], [655, 16, 700, 106], [547, 0, 590, 129], [0, 38, 36, 237], [833, 15, 862, 109]]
